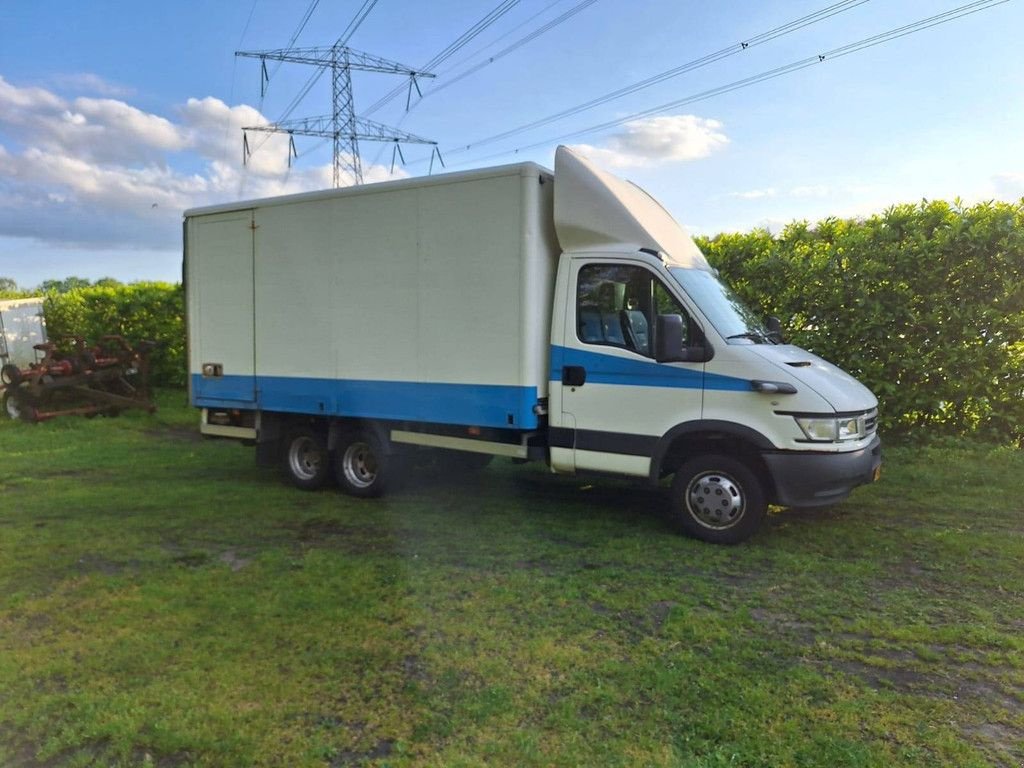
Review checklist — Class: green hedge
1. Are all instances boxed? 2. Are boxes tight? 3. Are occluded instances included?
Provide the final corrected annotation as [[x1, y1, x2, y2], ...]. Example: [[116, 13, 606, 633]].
[[698, 199, 1024, 442], [43, 283, 185, 388]]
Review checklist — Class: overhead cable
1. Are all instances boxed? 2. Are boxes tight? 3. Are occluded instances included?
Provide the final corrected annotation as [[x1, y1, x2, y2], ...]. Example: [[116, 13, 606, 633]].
[[362, 0, 523, 116], [424, 0, 601, 99], [447, 0, 1010, 167], [454, 0, 869, 154]]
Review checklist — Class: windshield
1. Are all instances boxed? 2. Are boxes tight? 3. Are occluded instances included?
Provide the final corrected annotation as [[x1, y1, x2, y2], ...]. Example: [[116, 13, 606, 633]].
[[669, 267, 769, 343]]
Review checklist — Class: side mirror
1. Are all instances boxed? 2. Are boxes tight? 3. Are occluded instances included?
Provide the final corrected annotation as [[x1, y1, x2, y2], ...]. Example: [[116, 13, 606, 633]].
[[766, 316, 784, 343], [656, 315, 712, 363]]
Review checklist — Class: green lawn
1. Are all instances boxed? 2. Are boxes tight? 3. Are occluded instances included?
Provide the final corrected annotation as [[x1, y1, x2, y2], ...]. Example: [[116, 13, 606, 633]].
[[0, 393, 1022, 767]]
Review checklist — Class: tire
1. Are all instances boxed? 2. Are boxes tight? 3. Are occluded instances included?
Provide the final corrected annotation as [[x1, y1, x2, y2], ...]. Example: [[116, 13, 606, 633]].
[[2, 389, 37, 423], [2, 389, 21, 420], [334, 430, 390, 498], [280, 427, 332, 490], [1, 364, 21, 387], [669, 455, 767, 545]]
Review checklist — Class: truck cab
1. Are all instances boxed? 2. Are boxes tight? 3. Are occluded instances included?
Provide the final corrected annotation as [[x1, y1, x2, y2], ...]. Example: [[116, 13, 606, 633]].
[[546, 147, 880, 542]]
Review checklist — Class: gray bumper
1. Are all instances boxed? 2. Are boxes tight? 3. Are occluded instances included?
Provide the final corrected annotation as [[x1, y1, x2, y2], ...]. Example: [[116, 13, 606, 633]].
[[762, 435, 881, 508]]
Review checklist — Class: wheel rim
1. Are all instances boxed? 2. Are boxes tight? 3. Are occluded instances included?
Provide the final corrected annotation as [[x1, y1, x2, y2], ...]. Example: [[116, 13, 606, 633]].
[[288, 436, 322, 481], [342, 441, 377, 489], [4, 394, 21, 420], [686, 470, 746, 530]]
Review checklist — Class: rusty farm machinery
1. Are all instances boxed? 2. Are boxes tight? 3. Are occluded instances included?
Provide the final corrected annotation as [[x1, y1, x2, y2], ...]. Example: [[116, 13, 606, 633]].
[[1, 336, 157, 423]]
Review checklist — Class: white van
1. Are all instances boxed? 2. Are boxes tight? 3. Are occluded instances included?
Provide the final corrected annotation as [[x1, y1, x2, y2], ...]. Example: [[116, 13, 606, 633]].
[[184, 146, 880, 543]]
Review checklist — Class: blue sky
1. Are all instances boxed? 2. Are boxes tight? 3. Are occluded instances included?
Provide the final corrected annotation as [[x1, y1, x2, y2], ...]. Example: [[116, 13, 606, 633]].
[[1, 0, 1021, 288]]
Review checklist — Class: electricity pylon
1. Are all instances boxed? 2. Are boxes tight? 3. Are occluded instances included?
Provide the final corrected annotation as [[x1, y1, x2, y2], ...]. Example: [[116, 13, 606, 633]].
[[236, 45, 437, 186]]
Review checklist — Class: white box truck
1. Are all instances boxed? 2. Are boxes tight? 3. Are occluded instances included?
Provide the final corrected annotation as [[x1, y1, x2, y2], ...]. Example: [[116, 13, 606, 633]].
[[184, 146, 880, 543]]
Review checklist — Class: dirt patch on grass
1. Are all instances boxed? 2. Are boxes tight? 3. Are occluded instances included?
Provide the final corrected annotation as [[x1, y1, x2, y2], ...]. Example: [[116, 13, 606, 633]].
[[75, 553, 139, 576], [218, 549, 252, 571], [750, 607, 817, 642], [961, 721, 1024, 767], [331, 738, 394, 767], [286, 517, 400, 556], [828, 658, 934, 694], [588, 600, 679, 639]]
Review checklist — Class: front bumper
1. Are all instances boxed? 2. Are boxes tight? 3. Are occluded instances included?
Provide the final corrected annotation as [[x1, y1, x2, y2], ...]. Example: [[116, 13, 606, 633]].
[[762, 435, 882, 508]]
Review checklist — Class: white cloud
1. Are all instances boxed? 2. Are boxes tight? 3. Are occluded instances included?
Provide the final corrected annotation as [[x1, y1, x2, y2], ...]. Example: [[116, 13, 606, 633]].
[[0, 77, 408, 250], [729, 188, 777, 200], [50, 73, 134, 99], [728, 185, 833, 201], [0, 76, 63, 113], [569, 114, 729, 169]]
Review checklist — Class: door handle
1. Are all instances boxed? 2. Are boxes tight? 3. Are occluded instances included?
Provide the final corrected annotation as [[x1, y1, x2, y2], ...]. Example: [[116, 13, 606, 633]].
[[562, 365, 586, 387]]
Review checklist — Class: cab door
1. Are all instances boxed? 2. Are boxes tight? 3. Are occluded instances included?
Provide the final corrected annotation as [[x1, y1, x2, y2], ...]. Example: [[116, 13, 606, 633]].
[[554, 259, 705, 477]]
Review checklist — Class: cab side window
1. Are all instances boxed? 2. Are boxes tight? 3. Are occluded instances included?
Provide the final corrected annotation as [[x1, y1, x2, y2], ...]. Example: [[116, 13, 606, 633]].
[[576, 264, 689, 356]]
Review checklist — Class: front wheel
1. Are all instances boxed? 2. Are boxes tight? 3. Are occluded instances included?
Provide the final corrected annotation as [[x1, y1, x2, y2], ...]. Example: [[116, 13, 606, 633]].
[[670, 455, 767, 544], [334, 431, 391, 498]]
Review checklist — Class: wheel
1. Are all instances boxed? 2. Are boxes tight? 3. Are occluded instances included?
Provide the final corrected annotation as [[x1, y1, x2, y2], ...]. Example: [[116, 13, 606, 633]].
[[280, 427, 332, 490], [1, 364, 21, 387], [2, 389, 21, 420], [2, 389, 37, 423], [334, 430, 390, 498], [669, 455, 767, 544]]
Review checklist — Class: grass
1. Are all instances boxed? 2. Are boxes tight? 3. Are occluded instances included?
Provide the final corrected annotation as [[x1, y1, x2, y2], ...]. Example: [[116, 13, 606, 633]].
[[0, 391, 1022, 767]]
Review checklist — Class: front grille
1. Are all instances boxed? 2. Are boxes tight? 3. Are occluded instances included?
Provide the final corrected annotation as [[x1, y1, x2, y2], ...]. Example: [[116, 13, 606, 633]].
[[864, 408, 878, 435]]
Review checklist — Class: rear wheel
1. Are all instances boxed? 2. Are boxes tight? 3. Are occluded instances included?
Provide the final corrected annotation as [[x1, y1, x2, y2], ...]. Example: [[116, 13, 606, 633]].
[[670, 455, 766, 544], [334, 431, 390, 498], [281, 428, 332, 490]]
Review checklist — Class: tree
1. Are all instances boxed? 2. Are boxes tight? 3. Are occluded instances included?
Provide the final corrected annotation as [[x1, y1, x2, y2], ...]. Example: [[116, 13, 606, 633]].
[[39, 276, 93, 293]]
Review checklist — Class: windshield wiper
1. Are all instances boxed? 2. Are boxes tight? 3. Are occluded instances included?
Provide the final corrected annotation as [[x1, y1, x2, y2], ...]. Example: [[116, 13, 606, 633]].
[[726, 331, 768, 343]]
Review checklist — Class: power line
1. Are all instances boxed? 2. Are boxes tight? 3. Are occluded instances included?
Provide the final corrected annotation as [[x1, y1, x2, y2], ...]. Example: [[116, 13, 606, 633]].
[[266, 0, 322, 81], [431, 0, 568, 79], [368, 0, 584, 170], [362, 0, 523, 116], [445, 0, 1010, 168], [453, 0, 869, 155], [424, 0, 601, 100]]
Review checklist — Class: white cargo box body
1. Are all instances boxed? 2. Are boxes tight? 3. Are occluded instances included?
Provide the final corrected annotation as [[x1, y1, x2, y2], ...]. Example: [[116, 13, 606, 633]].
[[0, 298, 47, 371], [185, 163, 558, 430]]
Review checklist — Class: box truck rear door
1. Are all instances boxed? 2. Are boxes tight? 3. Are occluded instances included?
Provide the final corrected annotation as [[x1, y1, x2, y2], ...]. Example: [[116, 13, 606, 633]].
[[188, 211, 257, 407]]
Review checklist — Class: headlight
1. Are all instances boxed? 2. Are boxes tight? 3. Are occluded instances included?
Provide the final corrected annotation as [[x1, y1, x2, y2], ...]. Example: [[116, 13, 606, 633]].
[[837, 416, 863, 441], [795, 415, 866, 442], [795, 416, 838, 441]]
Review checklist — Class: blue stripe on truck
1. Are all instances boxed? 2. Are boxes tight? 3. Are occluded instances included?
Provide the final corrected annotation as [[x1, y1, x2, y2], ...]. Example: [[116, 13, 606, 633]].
[[549, 345, 751, 391], [191, 374, 540, 430]]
